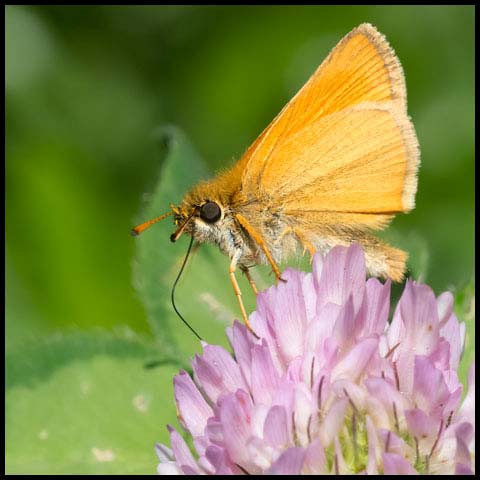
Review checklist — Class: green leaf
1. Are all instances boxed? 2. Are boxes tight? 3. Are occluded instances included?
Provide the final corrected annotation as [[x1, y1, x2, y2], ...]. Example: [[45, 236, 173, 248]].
[[453, 277, 475, 390], [5, 331, 181, 474], [6, 330, 182, 390]]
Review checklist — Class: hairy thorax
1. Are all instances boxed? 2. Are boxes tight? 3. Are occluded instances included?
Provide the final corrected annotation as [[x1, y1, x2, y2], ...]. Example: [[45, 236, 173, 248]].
[[183, 203, 301, 269]]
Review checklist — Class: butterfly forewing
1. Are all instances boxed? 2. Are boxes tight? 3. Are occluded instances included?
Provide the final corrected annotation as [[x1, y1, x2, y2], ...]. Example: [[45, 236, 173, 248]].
[[265, 102, 419, 214], [240, 23, 409, 194]]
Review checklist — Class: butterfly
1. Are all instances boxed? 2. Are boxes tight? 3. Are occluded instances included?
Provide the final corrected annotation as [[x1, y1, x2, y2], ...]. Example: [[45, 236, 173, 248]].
[[133, 23, 420, 333]]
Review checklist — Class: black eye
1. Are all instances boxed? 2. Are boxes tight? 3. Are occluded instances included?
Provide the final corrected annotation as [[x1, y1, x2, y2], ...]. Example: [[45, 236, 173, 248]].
[[200, 201, 221, 223]]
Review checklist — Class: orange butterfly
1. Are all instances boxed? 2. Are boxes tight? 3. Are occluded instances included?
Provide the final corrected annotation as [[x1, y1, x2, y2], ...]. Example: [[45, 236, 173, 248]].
[[133, 23, 420, 333]]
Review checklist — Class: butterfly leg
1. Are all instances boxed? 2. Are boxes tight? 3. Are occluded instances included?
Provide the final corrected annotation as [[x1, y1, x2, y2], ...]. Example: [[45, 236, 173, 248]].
[[293, 229, 316, 260], [240, 266, 259, 295], [235, 213, 285, 284], [229, 256, 259, 338]]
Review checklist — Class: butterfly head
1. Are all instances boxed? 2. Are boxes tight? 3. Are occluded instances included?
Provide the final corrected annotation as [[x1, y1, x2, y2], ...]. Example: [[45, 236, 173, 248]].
[[170, 199, 226, 243]]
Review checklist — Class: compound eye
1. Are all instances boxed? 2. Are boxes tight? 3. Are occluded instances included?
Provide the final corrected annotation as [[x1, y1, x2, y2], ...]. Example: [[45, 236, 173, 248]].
[[199, 201, 221, 223]]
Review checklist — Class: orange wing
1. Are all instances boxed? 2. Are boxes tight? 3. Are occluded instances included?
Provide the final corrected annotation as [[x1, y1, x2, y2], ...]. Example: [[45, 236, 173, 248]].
[[265, 102, 418, 213], [238, 23, 417, 217]]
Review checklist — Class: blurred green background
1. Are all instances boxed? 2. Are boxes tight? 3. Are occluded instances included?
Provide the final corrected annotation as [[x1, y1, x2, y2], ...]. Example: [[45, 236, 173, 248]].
[[6, 5, 474, 474]]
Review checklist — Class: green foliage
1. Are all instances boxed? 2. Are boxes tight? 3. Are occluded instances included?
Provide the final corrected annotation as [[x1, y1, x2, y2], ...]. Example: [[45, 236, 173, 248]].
[[454, 278, 475, 391], [5, 332, 181, 474]]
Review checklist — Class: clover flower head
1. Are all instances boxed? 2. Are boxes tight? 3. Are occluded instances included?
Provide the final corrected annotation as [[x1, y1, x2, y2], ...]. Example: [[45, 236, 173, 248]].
[[156, 244, 475, 475]]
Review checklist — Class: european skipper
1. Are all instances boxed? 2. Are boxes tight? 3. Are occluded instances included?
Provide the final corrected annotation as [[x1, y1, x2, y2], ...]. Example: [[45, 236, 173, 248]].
[[133, 23, 420, 331]]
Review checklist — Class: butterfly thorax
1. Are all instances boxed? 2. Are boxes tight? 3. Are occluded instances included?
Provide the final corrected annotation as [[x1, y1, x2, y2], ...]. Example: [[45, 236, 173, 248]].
[[174, 174, 298, 268]]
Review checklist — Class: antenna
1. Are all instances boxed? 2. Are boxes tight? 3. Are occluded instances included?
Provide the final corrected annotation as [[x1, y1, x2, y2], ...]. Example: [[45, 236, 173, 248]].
[[131, 211, 173, 236]]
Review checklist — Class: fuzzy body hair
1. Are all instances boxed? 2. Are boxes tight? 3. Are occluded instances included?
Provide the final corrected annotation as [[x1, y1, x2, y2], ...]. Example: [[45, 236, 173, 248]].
[[174, 184, 300, 269]]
